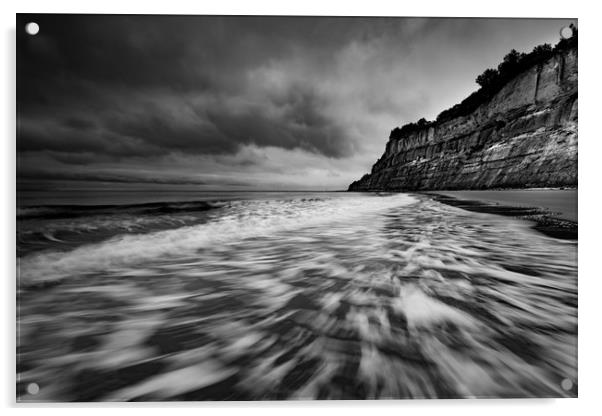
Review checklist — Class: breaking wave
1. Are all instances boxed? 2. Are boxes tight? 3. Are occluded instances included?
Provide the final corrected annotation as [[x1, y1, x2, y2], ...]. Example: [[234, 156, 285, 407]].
[[18, 194, 416, 286]]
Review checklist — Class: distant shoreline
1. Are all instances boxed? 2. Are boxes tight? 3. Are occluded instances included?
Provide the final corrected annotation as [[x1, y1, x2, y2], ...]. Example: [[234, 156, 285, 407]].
[[423, 189, 577, 240]]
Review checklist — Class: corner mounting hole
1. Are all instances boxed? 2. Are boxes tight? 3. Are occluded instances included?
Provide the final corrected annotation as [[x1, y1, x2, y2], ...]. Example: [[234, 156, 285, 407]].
[[561, 378, 573, 391], [26, 382, 39, 395], [25, 22, 39, 36], [560, 26, 573, 39]]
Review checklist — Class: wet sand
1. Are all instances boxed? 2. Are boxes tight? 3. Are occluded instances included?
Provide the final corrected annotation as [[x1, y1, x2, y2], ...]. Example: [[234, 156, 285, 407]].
[[425, 189, 577, 240]]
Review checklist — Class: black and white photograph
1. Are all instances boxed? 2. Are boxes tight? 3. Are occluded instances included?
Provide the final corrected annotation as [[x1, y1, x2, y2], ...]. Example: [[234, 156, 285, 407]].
[[16, 13, 578, 402]]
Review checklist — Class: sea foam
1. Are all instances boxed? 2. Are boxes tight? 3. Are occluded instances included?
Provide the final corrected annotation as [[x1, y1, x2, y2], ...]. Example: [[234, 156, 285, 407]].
[[18, 194, 416, 286]]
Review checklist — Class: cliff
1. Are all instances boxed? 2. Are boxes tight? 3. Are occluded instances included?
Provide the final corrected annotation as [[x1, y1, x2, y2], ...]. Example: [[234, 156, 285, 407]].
[[348, 46, 577, 191]]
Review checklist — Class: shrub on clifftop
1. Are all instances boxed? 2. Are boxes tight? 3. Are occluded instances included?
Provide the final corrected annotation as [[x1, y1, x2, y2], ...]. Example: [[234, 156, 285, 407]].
[[389, 26, 577, 139]]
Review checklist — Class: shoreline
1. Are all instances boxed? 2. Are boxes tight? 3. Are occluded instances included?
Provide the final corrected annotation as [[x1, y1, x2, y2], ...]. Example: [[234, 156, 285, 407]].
[[424, 190, 577, 240]]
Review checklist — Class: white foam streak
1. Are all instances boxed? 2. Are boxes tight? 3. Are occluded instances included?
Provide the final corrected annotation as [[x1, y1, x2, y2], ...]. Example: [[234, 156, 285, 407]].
[[18, 195, 416, 285]]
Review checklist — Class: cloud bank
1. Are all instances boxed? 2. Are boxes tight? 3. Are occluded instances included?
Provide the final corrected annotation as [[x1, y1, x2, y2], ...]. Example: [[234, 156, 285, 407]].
[[17, 15, 573, 190]]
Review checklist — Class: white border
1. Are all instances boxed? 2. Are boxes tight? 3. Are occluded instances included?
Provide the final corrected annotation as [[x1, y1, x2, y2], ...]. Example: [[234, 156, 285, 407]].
[[2, 1, 601, 415]]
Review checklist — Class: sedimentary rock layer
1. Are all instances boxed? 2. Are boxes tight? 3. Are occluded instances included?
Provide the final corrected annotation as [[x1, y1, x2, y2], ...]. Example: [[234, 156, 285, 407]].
[[348, 47, 577, 191]]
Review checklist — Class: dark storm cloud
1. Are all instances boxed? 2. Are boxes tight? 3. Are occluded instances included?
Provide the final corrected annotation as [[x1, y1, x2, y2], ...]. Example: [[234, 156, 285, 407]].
[[18, 117, 165, 157], [204, 86, 353, 157], [17, 14, 358, 162], [104, 110, 238, 156], [17, 169, 209, 185], [17, 15, 416, 94], [63, 117, 96, 131], [16, 14, 575, 187]]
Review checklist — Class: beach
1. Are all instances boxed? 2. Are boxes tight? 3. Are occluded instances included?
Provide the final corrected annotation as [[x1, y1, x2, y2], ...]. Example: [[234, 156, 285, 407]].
[[426, 189, 577, 240], [17, 191, 577, 400]]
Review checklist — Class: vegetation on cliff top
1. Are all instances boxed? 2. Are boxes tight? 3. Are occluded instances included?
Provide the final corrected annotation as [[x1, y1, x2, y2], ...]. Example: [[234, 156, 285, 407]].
[[389, 25, 577, 140]]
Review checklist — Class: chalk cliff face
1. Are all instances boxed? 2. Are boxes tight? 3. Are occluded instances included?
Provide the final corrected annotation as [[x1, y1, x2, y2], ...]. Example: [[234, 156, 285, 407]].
[[348, 47, 577, 191]]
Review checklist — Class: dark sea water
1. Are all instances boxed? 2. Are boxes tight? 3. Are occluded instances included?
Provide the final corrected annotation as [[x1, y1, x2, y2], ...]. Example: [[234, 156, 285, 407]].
[[16, 191, 577, 401]]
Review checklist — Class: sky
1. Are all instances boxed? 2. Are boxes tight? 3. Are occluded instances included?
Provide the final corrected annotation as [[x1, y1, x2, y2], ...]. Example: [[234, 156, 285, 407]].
[[16, 15, 575, 191]]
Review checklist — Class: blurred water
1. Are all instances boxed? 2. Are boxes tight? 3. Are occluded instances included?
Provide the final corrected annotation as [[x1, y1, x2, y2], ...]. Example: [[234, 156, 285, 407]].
[[16, 192, 577, 401]]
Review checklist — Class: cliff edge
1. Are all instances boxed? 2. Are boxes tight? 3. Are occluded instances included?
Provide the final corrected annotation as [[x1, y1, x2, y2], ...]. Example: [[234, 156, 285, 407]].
[[348, 44, 577, 192]]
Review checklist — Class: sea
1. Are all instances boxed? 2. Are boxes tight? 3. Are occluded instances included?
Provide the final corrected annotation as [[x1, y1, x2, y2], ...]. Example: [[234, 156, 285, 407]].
[[16, 190, 578, 400]]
